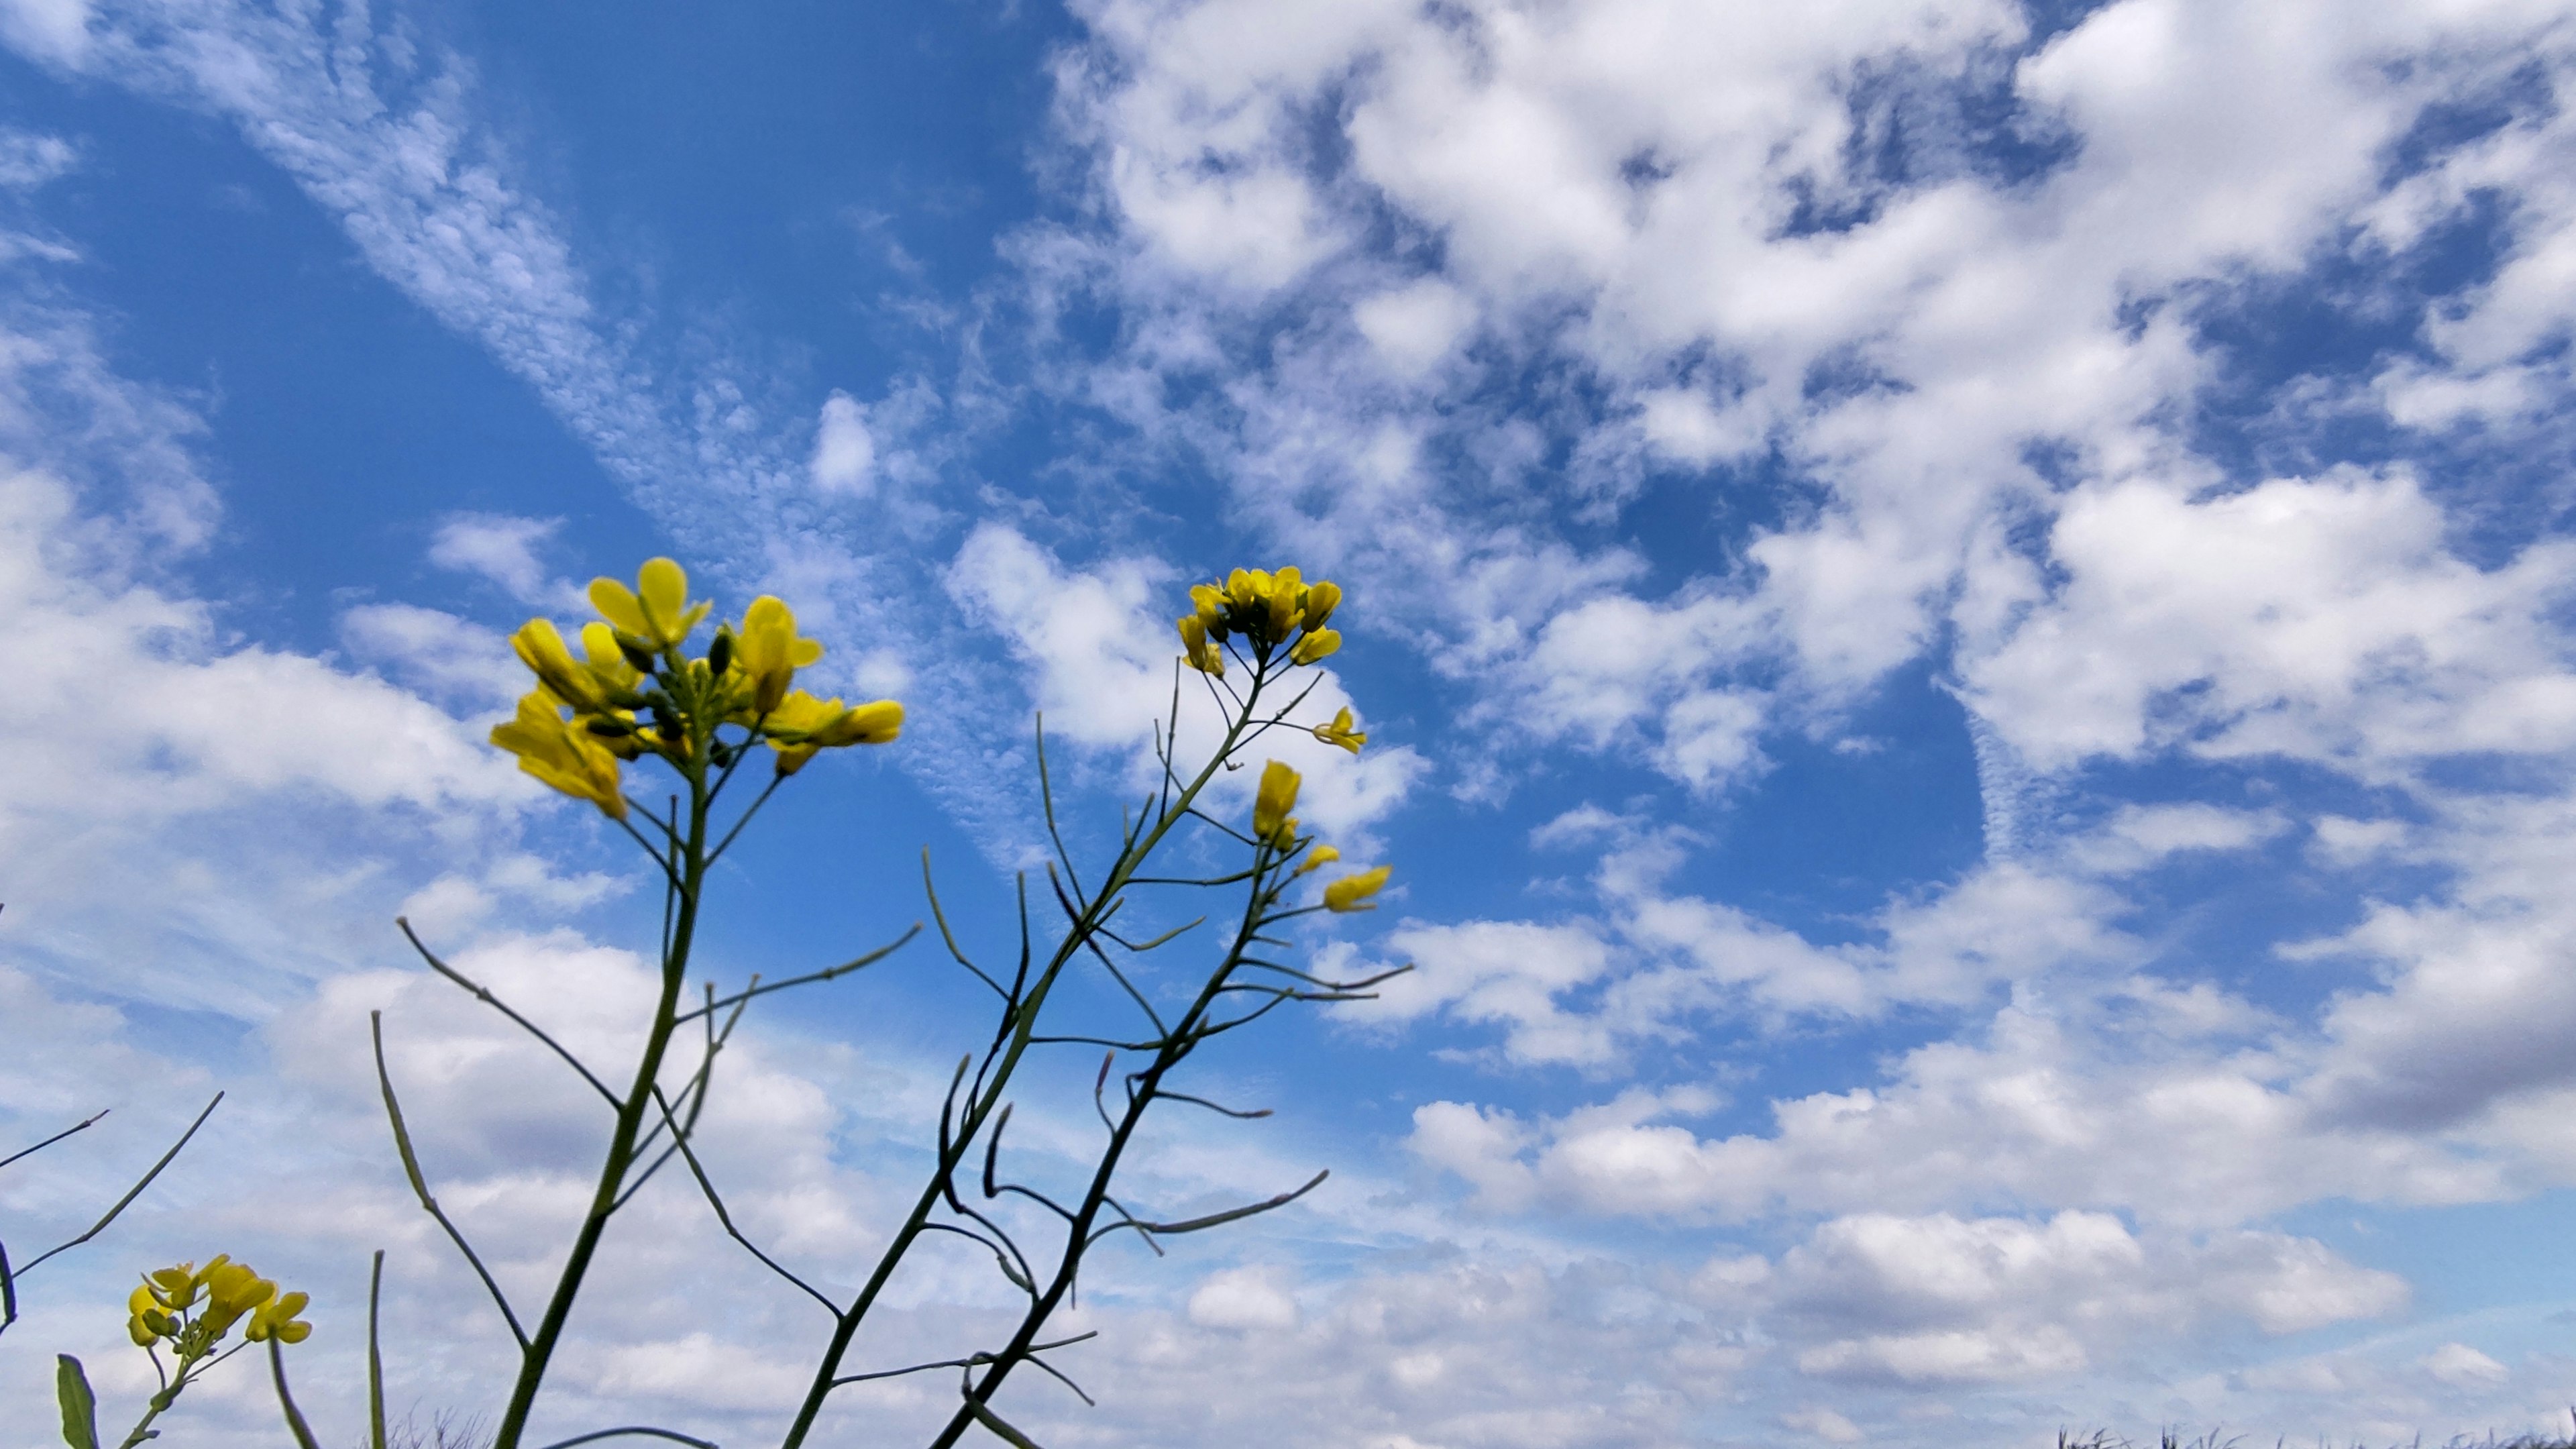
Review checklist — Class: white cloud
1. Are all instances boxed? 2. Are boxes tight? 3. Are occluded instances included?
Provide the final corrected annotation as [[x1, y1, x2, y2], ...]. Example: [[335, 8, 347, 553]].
[[0, 127, 77, 189], [1352, 278, 1476, 377], [339, 602, 524, 710], [811, 390, 876, 494], [2422, 1342, 2510, 1389], [1962, 470, 2576, 775], [1187, 1265, 1300, 1330], [426, 513, 586, 612]]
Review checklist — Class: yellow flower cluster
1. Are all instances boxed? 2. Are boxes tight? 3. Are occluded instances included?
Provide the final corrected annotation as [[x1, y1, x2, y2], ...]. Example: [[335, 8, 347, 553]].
[[1249, 761, 1391, 912], [1177, 567, 1342, 676], [127, 1255, 310, 1352], [492, 559, 905, 815]]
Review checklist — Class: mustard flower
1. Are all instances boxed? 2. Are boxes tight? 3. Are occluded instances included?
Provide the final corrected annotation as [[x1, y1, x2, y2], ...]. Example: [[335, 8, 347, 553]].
[[127, 1284, 168, 1346], [1289, 628, 1341, 665], [1252, 761, 1300, 845], [735, 595, 825, 715], [145, 1263, 201, 1311], [199, 1260, 274, 1336], [578, 622, 643, 694], [1293, 843, 1340, 877], [1301, 579, 1340, 631], [589, 557, 710, 649], [1311, 706, 1365, 754], [510, 619, 608, 712], [1177, 614, 1224, 676], [492, 690, 627, 818], [765, 690, 905, 775], [1323, 865, 1391, 912], [1181, 566, 1345, 665], [246, 1291, 311, 1345]]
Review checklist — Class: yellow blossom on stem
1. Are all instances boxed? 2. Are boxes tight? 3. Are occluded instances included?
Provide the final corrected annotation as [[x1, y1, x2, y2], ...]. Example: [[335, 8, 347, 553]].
[[1177, 614, 1224, 676], [1185, 566, 1344, 664], [589, 557, 710, 649], [1253, 761, 1300, 845], [510, 619, 608, 712], [1293, 843, 1340, 877], [199, 1260, 274, 1336], [127, 1285, 167, 1346], [1311, 706, 1365, 754], [1301, 579, 1340, 631], [735, 595, 826, 714], [578, 622, 643, 694], [246, 1291, 311, 1345], [492, 690, 627, 819], [766, 690, 905, 775], [1323, 864, 1391, 912]]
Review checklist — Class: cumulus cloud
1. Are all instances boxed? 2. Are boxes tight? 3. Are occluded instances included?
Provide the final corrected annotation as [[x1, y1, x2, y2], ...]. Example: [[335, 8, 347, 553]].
[[811, 390, 877, 494]]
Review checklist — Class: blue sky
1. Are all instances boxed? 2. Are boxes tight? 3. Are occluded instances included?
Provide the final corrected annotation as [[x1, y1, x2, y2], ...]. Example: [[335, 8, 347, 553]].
[[5, 0, 2576, 1444]]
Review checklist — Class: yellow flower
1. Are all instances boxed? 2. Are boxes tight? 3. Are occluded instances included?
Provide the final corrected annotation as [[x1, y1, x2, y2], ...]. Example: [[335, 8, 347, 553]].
[[510, 619, 606, 710], [200, 1260, 274, 1336], [1189, 584, 1226, 631], [246, 1291, 311, 1346], [1185, 566, 1345, 663], [1323, 865, 1391, 912], [127, 1284, 169, 1346], [492, 690, 627, 819], [1265, 566, 1304, 639], [1252, 760, 1300, 845], [735, 595, 825, 715], [588, 557, 710, 649], [579, 622, 643, 694], [1177, 614, 1224, 676], [1311, 706, 1365, 754], [1301, 580, 1340, 631], [765, 691, 904, 774], [1293, 843, 1340, 877], [146, 1263, 201, 1310]]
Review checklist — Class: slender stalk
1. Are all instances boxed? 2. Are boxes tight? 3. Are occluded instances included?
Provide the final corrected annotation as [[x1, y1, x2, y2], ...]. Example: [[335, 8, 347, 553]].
[[492, 765, 712, 1448], [924, 839, 1282, 1448], [775, 667, 1275, 1448]]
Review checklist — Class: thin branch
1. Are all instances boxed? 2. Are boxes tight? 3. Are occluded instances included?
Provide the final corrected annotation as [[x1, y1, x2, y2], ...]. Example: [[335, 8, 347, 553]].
[[832, 1355, 977, 1387], [1019, 1350, 1095, 1407], [644, 1087, 839, 1315], [1078, 932, 1167, 1038], [368, 1250, 388, 1449], [673, 926, 920, 1024], [1033, 717, 1086, 908], [533, 1430, 719, 1449], [924, 853, 1006, 999], [704, 771, 788, 866], [14, 1092, 222, 1279], [0, 1110, 107, 1173], [398, 919, 619, 1110], [610, 812, 686, 894], [1112, 1170, 1329, 1242], [370, 1013, 529, 1351], [270, 1340, 325, 1449], [968, 1400, 1047, 1449], [1097, 916, 1205, 953], [1151, 1091, 1272, 1120]]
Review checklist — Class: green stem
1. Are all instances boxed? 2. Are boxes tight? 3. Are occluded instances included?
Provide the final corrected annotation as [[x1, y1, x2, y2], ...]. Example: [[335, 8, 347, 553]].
[[116, 1346, 204, 1449], [775, 667, 1272, 1448], [924, 851, 1278, 1449], [492, 764, 712, 1449]]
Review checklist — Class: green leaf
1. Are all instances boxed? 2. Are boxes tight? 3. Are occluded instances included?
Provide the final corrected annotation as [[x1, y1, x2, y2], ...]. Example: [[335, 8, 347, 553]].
[[55, 1354, 99, 1449]]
